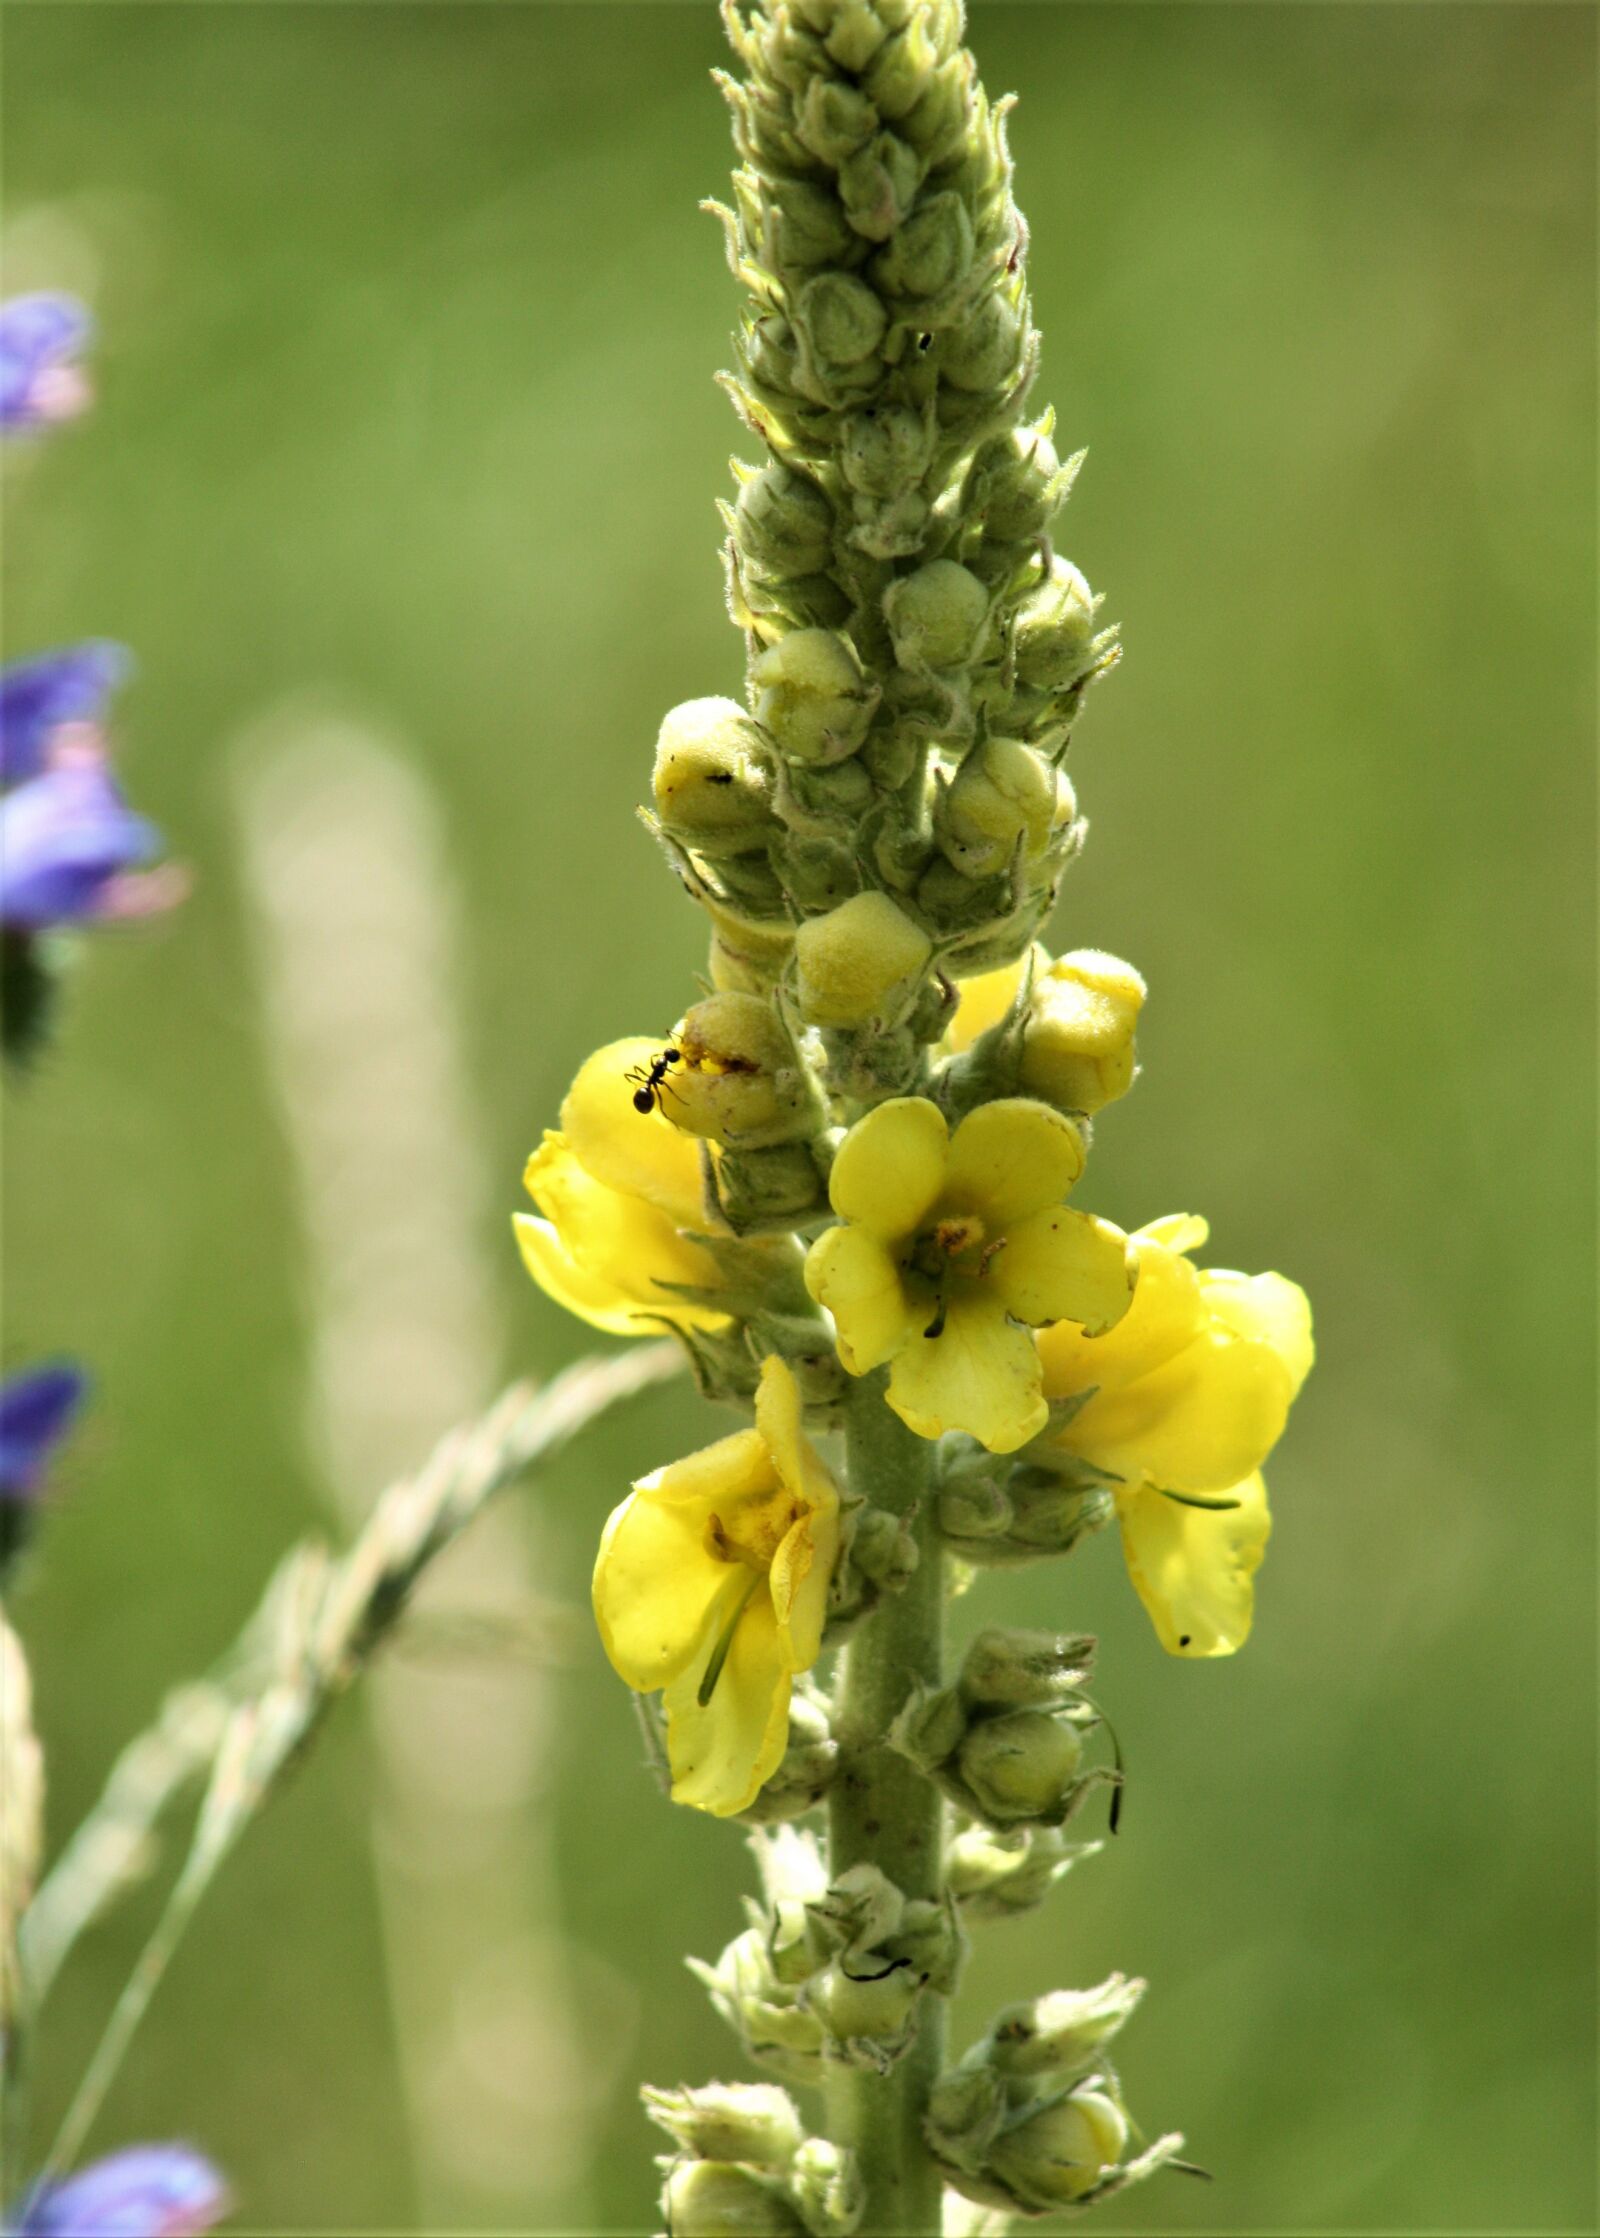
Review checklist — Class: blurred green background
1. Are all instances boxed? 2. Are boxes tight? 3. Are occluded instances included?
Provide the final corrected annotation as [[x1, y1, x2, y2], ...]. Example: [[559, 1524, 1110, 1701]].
[[4, 4, 1594, 2231]]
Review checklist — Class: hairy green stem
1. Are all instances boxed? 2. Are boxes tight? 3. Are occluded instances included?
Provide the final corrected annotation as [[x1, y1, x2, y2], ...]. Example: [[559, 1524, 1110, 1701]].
[[827, 1373, 946, 2236]]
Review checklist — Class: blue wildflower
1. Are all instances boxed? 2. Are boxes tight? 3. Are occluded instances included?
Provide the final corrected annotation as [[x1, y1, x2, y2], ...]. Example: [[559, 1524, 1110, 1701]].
[[0, 646, 131, 787], [12, 2146, 228, 2237], [0, 295, 93, 435], [0, 760, 176, 931], [0, 1362, 86, 1499]]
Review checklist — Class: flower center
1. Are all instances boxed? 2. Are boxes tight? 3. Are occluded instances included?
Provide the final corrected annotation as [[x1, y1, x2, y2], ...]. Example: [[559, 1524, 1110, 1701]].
[[907, 1211, 988, 1284], [707, 1488, 801, 1573]]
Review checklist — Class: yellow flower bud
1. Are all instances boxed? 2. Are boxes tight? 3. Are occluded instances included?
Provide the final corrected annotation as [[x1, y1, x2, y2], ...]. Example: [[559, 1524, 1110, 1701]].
[[884, 557, 989, 671], [986, 2087, 1128, 2208], [1019, 950, 1146, 1115], [752, 629, 875, 764], [668, 992, 815, 1148], [1013, 558, 1098, 691], [793, 890, 931, 1027], [653, 697, 774, 856], [938, 737, 1062, 878]]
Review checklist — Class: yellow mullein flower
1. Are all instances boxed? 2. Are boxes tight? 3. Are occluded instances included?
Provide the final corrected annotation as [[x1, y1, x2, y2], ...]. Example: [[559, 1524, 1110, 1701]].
[[1036, 1214, 1313, 1658], [804, 1097, 1136, 1455], [593, 1356, 841, 1817], [515, 1037, 728, 1335]]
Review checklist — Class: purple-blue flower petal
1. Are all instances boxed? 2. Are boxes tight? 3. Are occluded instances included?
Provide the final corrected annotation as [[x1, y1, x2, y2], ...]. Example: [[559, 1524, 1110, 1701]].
[[0, 1363, 87, 1501], [14, 2145, 228, 2237], [0, 295, 93, 432], [0, 646, 132, 786], [0, 764, 160, 930]]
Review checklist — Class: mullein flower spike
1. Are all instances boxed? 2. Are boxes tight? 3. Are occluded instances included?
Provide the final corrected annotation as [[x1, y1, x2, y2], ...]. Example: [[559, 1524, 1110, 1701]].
[[514, 0, 1311, 2219]]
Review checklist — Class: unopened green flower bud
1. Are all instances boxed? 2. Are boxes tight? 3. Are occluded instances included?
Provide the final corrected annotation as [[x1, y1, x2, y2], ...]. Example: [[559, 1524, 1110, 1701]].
[[808, 1957, 924, 2059], [862, 12, 939, 119], [1019, 950, 1145, 1115], [1013, 558, 1098, 691], [937, 737, 1063, 878], [642, 2081, 804, 2168], [794, 890, 931, 1026], [1005, 1469, 1115, 1555], [689, 1926, 826, 2086], [938, 1466, 1013, 1543], [795, 75, 879, 164], [902, 55, 970, 164], [946, 1825, 1099, 1920], [662, 2159, 807, 2238], [872, 189, 973, 299], [885, 559, 989, 671], [717, 849, 789, 915], [669, 992, 816, 1148], [706, 904, 796, 995], [959, 1628, 1096, 1712], [848, 487, 932, 562], [969, 424, 1074, 544], [986, 2086, 1128, 2209], [956, 1709, 1083, 1825], [989, 1977, 1147, 2080], [654, 697, 775, 857], [938, 290, 1024, 395], [925, 2058, 1007, 2159], [763, 176, 857, 270], [840, 404, 932, 497], [796, 269, 888, 373], [715, 1141, 829, 1233], [838, 131, 923, 243], [753, 630, 875, 764], [780, 836, 862, 913], [848, 1503, 919, 1592], [736, 463, 835, 580], [788, 2138, 864, 2238]]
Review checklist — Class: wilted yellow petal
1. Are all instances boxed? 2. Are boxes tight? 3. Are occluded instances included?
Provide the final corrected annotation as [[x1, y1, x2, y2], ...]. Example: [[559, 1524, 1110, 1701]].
[[943, 1099, 1084, 1229], [887, 1290, 1049, 1453], [804, 1221, 918, 1374], [827, 1097, 949, 1241], [1118, 1472, 1271, 1657], [664, 1596, 794, 1816], [990, 1206, 1135, 1334]]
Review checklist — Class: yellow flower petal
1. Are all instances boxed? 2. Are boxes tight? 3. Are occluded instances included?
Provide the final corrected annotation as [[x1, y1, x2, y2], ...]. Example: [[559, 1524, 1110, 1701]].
[[805, 1221, 919, 1374], [989, 1206, 1135, 1334], [521, 1133, 730, 1334], [887, 1290, 1049, 1453], [1064, 1331, 1292, 1494], [592, 1466, 753, 1693], [513, 1214, 647, 1338], [771, 1501, 841, 1670], [561, 1037, 712, 1232], [1118, 1471, 1271, 1657], [1200, 1268, 1314, 1397], [754, 1356, 841, 1530], [826, 1096, 949, 1241], [945, 954, 1031, 1053], [664, 1596, 794, 1816], [1036, 1229, 1205, 1399], [943, 1099, 1085, 1229], [1136, 1211, 1208, 1256]]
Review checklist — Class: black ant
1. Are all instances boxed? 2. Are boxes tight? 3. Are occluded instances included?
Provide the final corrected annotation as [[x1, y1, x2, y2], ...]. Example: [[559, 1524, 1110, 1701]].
[[626, 1047, 682, 1115]]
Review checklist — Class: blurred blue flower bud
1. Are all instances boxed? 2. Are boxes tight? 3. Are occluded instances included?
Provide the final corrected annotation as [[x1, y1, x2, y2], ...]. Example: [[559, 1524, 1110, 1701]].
[[0, 645, 130, 785], [0, 761, 174, 931], [0, 295, 93, 434], [14, 2144, 229, 2237]]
